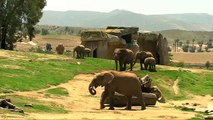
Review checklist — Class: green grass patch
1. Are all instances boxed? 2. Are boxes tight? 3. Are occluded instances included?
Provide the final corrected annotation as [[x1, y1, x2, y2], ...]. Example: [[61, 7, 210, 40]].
[[0, 50, 213, 101], [0, 95, 67, 113], [44, 87, 69, 96], [0, 51, 114, 92], [136, 70, 213, 100]]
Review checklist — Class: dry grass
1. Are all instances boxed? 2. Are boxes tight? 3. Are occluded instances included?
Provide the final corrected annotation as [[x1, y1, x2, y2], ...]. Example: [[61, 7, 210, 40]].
[[172, 52, 213, 64], [16, 35, 81, 52]]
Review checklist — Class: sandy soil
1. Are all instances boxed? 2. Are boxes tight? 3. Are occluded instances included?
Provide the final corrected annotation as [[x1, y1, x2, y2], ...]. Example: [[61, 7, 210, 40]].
[[172, 52, 213, 64]]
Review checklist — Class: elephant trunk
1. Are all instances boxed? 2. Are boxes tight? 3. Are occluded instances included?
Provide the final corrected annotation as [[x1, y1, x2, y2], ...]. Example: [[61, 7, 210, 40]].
[[88, 82, 97, 95]]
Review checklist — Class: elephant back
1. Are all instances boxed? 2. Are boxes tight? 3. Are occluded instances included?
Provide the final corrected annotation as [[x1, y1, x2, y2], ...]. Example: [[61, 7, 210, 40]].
[[144, 57, 156, 64]]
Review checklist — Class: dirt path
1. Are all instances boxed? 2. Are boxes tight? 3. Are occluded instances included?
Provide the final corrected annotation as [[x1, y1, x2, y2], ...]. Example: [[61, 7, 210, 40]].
[[173, 79, 180, 95], [1, 74, 199, 119]]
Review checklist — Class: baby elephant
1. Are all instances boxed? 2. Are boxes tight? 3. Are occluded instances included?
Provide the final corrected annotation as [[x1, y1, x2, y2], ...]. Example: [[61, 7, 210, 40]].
[[88, 71, 146, 110], [144, 57, 156, 72]]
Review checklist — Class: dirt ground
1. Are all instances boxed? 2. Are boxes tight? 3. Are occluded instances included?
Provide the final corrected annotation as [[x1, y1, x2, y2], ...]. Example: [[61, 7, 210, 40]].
[[15, 35, 81, 52], [172, 52, 213, 64], [1, 73, 212, 119]]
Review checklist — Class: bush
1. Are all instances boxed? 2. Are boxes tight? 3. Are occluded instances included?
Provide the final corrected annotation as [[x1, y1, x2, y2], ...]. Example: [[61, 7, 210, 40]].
[[176, 62, 185, 68], [29, 46, 54, 54], [205, 61, 210, 69], [41, 28, 49, 35], [182, 45, 189, 52], [189, 46, 196, 52]]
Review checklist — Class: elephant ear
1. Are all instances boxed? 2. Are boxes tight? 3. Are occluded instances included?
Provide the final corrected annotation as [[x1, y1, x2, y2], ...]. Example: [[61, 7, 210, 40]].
[[102, 72, 114, 86]]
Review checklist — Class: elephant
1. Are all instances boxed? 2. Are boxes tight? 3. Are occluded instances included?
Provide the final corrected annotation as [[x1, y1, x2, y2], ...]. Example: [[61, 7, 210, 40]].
[[73, 45, 85, 59], [84, 48, 91, 57], [133, 51, 153, 70], [56, 43, 65, 54], [88, 71, 146, 110], [140, 75, 165, 103], [144, 57, 156, 72], [113, 48, 135, 71]]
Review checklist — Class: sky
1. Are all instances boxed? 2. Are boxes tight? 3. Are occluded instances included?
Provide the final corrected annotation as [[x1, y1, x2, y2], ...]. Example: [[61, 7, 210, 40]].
[[44, 0, 213, 15]]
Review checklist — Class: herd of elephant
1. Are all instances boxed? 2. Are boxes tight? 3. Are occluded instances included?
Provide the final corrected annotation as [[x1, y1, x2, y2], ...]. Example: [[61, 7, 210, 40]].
[[73, 45, 156, 72]]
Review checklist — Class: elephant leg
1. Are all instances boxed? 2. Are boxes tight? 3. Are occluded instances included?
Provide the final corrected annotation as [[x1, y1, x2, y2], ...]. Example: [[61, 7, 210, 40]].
[[100, 91, 109, 109], [125, 96, 132, 110], [144, 64, 147, 70], [109, 91, 115, 110], [115, 61, 118, 71], [76, 52, 80, 58], [130, 62, 133, 71], [136, 93, 146, 110], [124, 63, 126, 71], [119, 62, 123, 71], [140, 60, 143, 70]]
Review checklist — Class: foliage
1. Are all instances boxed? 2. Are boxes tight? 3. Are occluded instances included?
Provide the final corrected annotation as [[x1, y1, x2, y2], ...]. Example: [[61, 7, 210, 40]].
[[189, 46, 196, 52], [35, 25, 84, 36], [182, 45, 189, 52], [0, 0, 46, 50], [29, 46, 54, 54], [205, 61, 210, 69], [41, 28, 49, 35], [175, 62, 185, 68]]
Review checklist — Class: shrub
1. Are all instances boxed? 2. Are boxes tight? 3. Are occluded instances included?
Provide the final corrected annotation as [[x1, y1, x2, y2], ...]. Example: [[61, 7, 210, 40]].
[[189, 46, 196, 52], [205, 61, 210, 69], [176, 62, 185, 68]]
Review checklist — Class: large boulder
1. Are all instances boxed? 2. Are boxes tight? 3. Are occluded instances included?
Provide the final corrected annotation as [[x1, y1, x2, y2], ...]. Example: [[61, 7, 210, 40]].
[[103, 92, 157, 107]]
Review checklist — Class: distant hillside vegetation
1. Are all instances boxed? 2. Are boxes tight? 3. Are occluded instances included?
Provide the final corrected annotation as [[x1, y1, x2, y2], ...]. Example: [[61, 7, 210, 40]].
[[39, 10, 213, 31], [157, 29, 213, 45]]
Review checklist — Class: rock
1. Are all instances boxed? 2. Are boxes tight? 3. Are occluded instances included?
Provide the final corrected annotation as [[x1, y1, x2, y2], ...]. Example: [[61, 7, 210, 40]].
[[192, 103, 200, 106], [103, 92, 157, 107], [24, 104, 33, 107], [204, 115, 213, 120]]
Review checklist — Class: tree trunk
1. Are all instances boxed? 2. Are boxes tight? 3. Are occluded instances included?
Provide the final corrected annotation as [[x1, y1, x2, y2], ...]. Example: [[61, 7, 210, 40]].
[[1, 25, 7, 49]]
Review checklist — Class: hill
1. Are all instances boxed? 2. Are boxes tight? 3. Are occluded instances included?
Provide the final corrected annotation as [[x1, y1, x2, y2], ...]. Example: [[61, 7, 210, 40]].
[[157, 29, 213, 45], [39, 10, 213, 31]]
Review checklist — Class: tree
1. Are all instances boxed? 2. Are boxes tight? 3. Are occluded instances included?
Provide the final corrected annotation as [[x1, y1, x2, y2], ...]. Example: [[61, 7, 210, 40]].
[[197, 41, 203, 52], [192, 39, 195, 46], [174, 39, 179, 52], [0, 0, 46, 50], [207, 39, 213, 48], [41, 28, 49, 35]]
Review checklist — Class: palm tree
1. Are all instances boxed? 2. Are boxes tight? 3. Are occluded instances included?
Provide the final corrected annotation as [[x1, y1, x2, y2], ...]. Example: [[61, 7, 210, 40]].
[[175, 39, 180, 52], [197, 41, 203, 52], [192, 39, 195, 46]]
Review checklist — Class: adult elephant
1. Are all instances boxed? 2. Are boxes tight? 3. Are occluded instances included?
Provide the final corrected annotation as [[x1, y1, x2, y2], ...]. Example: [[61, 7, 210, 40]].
[[88, 71, 146, 110], [113, 48, 134, 71], [144, 57, 156, 72], [133, 51, 153, 70], [84, 48, 91, 57], [73, 45, 85, 59]]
